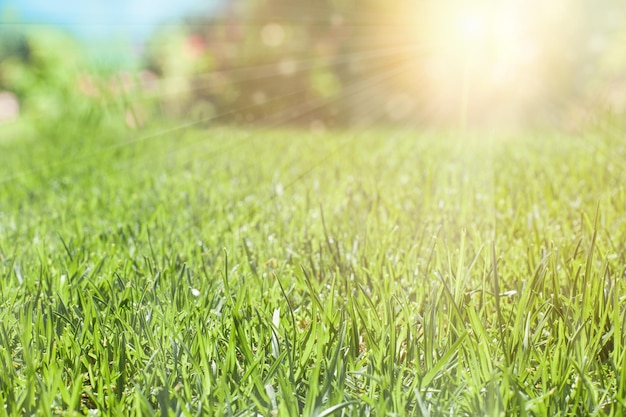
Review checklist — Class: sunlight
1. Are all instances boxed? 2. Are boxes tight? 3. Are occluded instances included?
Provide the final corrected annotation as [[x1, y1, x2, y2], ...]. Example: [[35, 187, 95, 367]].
[[454, 10, 489, 48], [433, 1, 532, 66], [419, 0, 547, 126], [430, 1, 535, 78], [460, 5, 526, 49]]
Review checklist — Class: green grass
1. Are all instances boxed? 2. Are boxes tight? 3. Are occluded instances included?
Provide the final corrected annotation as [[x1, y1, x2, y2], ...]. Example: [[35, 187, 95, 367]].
[[1, 118, 626, 416]]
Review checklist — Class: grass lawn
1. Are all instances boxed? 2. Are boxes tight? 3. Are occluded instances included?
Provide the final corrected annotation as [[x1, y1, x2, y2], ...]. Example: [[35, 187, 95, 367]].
[[1, 121, 626, 415]]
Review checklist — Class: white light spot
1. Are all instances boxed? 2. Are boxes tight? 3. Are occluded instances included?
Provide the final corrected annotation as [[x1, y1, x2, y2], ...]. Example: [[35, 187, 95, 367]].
[[261, 23, 285, 47], [278, 58, 297, 76]]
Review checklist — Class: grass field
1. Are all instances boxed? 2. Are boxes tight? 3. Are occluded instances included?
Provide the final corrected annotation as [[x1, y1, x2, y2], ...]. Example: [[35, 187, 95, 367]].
[[1, 120, 626, 416]]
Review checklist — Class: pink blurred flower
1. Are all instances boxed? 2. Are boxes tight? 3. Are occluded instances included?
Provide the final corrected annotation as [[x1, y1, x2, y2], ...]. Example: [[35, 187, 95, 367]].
[[184, 35, 206, 59], [0, 92, 20, 122]]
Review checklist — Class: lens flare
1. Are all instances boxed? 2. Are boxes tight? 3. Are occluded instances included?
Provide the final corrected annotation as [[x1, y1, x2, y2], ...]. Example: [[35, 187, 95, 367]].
[[412, 0, 566, 126]]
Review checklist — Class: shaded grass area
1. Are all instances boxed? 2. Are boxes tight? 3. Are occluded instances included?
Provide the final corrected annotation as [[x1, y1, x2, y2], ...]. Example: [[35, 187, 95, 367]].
[[1, 124, 626, 415]]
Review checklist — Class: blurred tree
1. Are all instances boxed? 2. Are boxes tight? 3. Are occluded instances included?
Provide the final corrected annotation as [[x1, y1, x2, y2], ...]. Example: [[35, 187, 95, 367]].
[[143, 0, 424, 127], [0, 27, 141, 140], [142, 0, 626, 129]]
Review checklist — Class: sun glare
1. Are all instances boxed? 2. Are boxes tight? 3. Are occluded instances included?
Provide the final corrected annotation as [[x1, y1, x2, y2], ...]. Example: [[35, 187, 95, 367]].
[[419, 0, 547, 126], [455, 11, 489, 46], [453, 4, 527, 50]]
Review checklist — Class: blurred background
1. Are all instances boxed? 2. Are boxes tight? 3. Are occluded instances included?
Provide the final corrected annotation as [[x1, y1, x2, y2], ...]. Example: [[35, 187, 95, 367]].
[[1, 0, 626, 132]]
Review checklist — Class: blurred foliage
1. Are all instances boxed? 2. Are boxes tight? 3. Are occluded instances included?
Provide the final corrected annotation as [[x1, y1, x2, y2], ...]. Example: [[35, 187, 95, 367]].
[[0, 27, 151, 143], [2, 0, 626, 131], [141, 0, 626, 129], [142, 0, 420, 128]]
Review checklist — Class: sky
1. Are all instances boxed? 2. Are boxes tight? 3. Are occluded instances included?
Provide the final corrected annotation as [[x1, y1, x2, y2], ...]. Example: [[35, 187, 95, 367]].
[[0, 0, 219, 40]]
